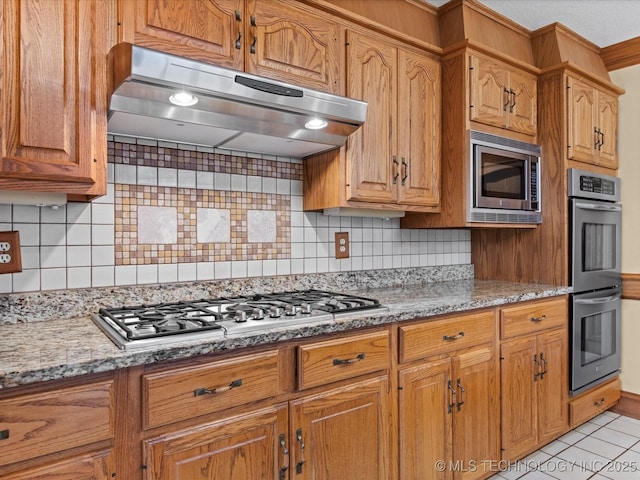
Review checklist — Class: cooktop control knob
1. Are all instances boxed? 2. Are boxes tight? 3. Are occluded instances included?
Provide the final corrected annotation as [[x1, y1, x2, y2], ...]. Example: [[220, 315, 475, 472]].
[[269, 306, 283, 318], [252, 308, 265, 320], [234, 311, 247, 323], [300, 303, 312, 314], [284, 304, 297, 316]]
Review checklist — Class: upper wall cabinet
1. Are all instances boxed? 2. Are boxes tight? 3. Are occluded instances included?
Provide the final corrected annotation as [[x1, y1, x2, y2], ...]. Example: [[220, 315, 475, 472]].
[[118, 0, 342, 94], [567, 76, 618, 170], [469, 53, 537, 137], [0, 0, 108, 199], [304, 29, 441, 213]]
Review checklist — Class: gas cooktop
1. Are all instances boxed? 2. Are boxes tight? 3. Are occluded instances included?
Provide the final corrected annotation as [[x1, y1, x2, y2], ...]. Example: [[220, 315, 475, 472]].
[[92, 289, 388, 350]]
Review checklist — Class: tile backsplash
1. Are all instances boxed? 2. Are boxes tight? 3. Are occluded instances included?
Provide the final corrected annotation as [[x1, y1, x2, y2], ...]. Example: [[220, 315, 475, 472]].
[[0, 136, 471, 294]]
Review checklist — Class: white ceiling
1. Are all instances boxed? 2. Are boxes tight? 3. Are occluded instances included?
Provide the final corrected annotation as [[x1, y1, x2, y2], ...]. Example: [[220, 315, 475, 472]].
[[425, 0, 640, 48]]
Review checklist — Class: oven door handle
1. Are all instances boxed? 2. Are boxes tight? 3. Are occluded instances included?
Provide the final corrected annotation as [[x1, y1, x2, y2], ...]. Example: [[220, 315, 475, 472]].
[[575, 202, 622, 212], [574, 294, 621, 305]]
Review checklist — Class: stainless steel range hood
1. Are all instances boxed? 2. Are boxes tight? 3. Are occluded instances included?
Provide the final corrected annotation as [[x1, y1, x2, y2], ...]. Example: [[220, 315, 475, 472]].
[[107, 43, 367, 158]]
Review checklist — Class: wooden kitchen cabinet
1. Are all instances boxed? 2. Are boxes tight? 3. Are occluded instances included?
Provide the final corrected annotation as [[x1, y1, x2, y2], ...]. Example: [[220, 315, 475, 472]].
[[500, 297, 568, 461], [567, 76, 619, 170], [118, 0, 342, 94], [0, 378, 116, 478], [304, 29, 440, 213], [469, 53, 537, 136], [0, 0, 108, 199], [398, 311, 500, 480]]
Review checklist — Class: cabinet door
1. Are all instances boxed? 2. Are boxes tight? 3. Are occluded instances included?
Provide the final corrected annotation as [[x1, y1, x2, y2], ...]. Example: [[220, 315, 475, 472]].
[[567, 76, 598, 164], [248, 0, 341, 94], [469, 55, 508, 129], [597, 90, 618, 169], [452, 347, 500, 480], [1, 450, 112, 480], [144, 404, 288, 480], [397, 49, 441, 207], [500, 336, 538, 461], [346, 30, 397, 204], [399, 359, 452, 480], [537, 329, 568, 444], [290, 376, 391, 480], [508, 69, 537, 136], [119, 0, 244, 69], [0, 0, 107, 195]]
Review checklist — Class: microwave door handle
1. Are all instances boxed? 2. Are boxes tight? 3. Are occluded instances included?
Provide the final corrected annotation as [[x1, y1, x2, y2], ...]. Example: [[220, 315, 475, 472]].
[[574, 294, 621, 305], [575, 202, 622, 212]]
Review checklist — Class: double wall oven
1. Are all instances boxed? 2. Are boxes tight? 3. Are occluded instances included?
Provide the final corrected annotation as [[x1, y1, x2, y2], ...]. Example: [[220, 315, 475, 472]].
[[568, 168, 622, 395]]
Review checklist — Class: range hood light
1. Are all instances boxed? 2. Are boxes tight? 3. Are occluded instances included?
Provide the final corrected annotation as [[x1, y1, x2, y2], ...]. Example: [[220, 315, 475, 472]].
[[305, 118, 328, 130], [169, 91, 198, 107]]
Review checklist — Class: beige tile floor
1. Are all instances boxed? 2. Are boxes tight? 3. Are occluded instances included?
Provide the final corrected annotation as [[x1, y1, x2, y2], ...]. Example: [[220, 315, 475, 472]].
[[488, 411, 640, 480]]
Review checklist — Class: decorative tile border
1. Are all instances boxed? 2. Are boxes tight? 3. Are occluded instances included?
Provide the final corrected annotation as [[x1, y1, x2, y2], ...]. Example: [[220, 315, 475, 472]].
[[115, 185, 290, 265], [108, 140, 303, 180]]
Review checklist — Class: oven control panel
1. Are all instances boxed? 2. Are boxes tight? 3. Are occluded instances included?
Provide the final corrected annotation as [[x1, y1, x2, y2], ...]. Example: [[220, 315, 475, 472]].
[[568, 168, 620, 202]]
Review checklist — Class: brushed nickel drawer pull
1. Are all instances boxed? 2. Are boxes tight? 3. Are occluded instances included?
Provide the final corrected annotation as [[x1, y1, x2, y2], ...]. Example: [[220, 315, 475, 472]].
[[333, 353, 365, 366], [443, 332, 464, 341], [456, 378, 466, 411], [296, 428, 306, 474], [594, 397, 606, 407], [194, 378, 243, 397], [530, 314, 547, 323], [0, 429, 9, 440]]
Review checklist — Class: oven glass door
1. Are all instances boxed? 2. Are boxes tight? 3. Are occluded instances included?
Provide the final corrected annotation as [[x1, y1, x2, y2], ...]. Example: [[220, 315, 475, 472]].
[[474, 145, 529, 210], [571, 288, 621, 394], [571, 198, 622, 292]]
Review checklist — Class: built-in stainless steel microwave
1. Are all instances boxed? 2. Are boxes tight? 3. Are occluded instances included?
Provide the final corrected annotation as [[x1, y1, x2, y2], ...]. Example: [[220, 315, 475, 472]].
[[468, 130, 542, 224]]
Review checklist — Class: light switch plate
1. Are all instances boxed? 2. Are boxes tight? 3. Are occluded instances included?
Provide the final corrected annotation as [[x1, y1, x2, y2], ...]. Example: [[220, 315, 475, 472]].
[[0, 231, 22, 274]]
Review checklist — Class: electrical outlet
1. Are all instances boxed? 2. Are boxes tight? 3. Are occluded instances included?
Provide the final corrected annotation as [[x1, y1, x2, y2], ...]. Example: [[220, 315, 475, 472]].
[[0, 231, 22, 274], [335, 232, 349, 259]]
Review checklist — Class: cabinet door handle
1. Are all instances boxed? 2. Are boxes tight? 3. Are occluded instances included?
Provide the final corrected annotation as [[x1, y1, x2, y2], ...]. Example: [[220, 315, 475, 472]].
[[599, 130, 605, 150], [235, 31, 242, 50], [194, 378, 243, 396], [235, 10, 241, 21], [539, 352, 548, 380], [333, 353, 365, 366], [456, 378, 466, 411], [530, 314, 546, 323], [509, 89, 516, 112], [296, 428, 306, 474], [442, 331, 464, 341], [401, 157, 408, 186], [279, 434, 289, 480], [250, 36, 257, 54], [594, 127, 601, 149], [533, 353, 541, 381], [594, 397, 606, 407], [503, 87, 510, 111], [447, 380, 457, 414], [392, 156, 399, 184]]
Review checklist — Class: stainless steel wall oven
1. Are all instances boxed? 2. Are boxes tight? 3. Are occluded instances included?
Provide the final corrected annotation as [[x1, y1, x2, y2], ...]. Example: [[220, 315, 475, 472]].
[[568, 168, 622, 395]]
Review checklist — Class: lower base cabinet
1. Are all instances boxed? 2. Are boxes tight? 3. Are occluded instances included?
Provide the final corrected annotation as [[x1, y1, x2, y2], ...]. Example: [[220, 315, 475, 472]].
[[0, 450, 112, 480], [399, 346, 500, 480]]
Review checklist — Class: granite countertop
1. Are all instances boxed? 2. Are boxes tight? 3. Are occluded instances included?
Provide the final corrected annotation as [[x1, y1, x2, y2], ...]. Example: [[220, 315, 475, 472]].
[[0, 276, 570, 389]]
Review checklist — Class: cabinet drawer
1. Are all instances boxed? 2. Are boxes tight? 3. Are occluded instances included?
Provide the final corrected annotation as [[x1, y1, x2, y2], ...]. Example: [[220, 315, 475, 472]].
[[570, 378, 621, 428], [399, 310, 495, 363], [143, 350, 283, 429], [298, 330, 390, 389], [500, 297, 567, 340], [0, 381, 114, 467]]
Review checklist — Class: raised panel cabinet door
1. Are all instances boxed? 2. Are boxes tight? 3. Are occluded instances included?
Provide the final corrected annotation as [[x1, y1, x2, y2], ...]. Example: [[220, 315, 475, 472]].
[[290, 376, 391, 480], [398, 359, 453, 480], [452, 347, 500, 480], [500, 336, 538, 461], [397, 48, 441, 207], [469, 55, 509, 129], [119, 0, 244, 69], [536, 328, 568, 444], [144, 404, 289, 480], [345, 30, 397, 204], [508, 69, 537, 136], [1, 450, 113, 480], [247, 0, 341, 94], [0, 0, 107, 194], [567, 76, 598, 164], [597, 90, 618, 169]]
